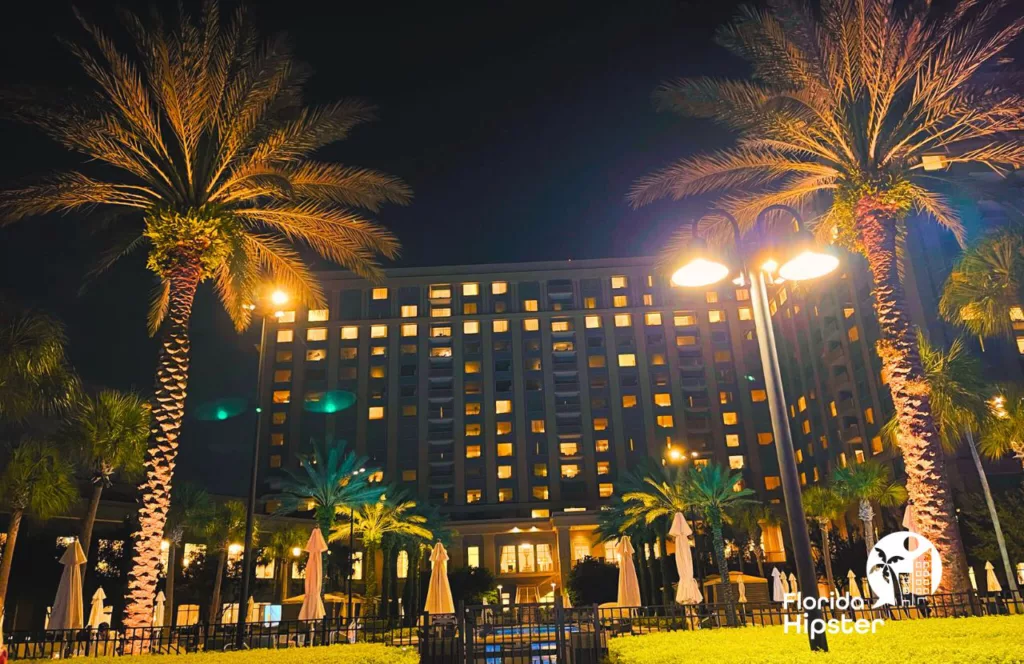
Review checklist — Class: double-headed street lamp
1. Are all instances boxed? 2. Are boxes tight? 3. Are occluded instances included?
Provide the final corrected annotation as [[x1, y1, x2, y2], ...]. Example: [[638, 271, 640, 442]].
[[670, 205, 837, 652]]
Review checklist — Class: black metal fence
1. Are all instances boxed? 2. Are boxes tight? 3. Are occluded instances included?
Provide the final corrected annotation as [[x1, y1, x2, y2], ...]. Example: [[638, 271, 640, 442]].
[[6, 591, 1022, 661]]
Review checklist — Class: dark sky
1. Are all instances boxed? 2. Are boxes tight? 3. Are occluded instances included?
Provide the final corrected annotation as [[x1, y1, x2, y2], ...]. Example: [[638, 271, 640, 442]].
[[0, 0, 745, 493]]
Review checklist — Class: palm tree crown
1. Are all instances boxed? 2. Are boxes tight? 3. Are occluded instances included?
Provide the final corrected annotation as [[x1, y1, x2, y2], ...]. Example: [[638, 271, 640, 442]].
[[66, 390, 150, 486], [0, 305, 79, 422], [940, 228, 1024, 339]]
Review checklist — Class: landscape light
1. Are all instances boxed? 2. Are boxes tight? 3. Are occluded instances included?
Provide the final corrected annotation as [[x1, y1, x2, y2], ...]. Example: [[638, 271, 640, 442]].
[[271, 290, 289, 306]]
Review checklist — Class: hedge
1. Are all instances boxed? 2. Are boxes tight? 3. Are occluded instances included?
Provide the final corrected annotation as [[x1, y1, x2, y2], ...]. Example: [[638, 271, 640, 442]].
[[86, 643, 418, 664], [607, 614, 1024, 664]]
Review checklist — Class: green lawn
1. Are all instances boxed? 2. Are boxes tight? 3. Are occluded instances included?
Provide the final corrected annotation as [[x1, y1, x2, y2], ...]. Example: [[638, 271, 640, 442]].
[[607, 614, 1024, 664], [86, 643, 418, 664]]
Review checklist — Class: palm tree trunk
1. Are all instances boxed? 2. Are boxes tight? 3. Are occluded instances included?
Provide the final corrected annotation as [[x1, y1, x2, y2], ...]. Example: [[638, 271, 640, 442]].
[[81, 484, 104, 561], [854, 201, 968, 593], [966, 430, 1019, 593], [709, 515, 736, 626], [658, 533, 673, 607], [278, 558, 289, 604], [634, 541, 650, 605], [820, 524, 834, 593], [859, 499, 876, 556], [754, 534, 765, 578], [209, 550, 227, 624], [165, 543, 177, 626], [124, 263, 202, 628], [365, 541, 379, 608], [0, 509, 24, 615]]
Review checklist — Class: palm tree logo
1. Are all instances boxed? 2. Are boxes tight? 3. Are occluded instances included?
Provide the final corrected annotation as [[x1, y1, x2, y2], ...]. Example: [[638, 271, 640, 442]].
[[869, 547, 905, 606]]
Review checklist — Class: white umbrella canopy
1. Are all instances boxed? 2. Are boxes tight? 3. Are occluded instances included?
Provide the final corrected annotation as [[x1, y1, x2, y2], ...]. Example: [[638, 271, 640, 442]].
[[779, 570, 791, 596], [771, 568, 785, 602], [985, 561, 1003, 593], [861, 577, 871, 599], [902, 504, 918, 533], [847, 571, 862, 599], [424, 542, 455, 615], [668, 513, 702, 605], [615, 537, 642, 607], [246, 596, 259, 622], [88, 587, 107, 628], [153, 591, 166, 628], [788, 573, 798, 595], [50, 540, 87, 631], [969, 567, 978, 591], [298, 527, 327, 621], [737, 575, 747, 603]]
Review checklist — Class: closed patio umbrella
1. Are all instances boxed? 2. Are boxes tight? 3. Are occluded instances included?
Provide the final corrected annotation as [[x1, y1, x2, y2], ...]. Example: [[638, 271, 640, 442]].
[[788, 573, 798, 596], [861, 576, 870, 599], [737, 574, 747, 603], [153, 591, 166, 627], [847, 571, 861, 599], [669, 513, 702, 604], [298, 527, 327, 621], [615, 537, 642, 608], [985, 561, 1003, 593], [88, 587, 107, 628], [779, 570, 791, 596], [246, 595, 259, 622], [424, 542, 455, 615], [50, 539, 87, 631], [771, 568, 785, 602], [969, 566, 978, 591]]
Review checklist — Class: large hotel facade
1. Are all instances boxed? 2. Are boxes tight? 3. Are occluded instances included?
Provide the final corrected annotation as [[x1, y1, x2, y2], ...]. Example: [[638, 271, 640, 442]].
[[252, 246, 1024, 602]]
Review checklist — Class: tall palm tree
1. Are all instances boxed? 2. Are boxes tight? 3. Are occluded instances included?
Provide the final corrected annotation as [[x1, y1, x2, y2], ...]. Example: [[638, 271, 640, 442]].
[[0, 440, 78, 611], [268, 440, 384, 532], [883, 332, 1018, 592], [163, 483, 212, 626], [940, 228, 1024, 340], [729, 502, 778, 578], [831, 461, 907, 556], [619, 460, 675, 605], [264, 525, 309, 603], [597, 499, 655, 606], [0, 5, 409, 626], [0, 305, 79, 423], [630, 0, 1024, 592], [334, 490, 431, 608], [201, 499, 249, 624], [983, 385, 1024, 466], [64, 390, 149, 557], [802, 486, 846, 592]]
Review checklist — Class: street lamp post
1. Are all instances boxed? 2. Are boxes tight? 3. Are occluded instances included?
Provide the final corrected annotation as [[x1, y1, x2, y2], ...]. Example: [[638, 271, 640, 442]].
[[235, 290, 287, 648], [347, 509, 355, 623], [670, 206, 837, 652]]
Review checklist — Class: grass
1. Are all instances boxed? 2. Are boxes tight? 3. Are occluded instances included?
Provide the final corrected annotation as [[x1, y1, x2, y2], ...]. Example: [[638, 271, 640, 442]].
[[86, 643, 418, 664], [607, 614, 1024, 664]]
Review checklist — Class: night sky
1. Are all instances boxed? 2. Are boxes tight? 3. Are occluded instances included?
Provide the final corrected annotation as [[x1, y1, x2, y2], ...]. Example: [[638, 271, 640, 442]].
[[0, 0, 748, 493]]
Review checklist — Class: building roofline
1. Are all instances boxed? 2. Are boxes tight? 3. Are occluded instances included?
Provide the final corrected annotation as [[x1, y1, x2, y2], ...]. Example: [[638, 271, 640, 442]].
[[317, 256, 658, 283]]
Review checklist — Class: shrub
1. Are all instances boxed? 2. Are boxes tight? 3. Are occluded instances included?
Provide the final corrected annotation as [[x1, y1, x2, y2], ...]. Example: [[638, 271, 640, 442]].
[[607, 614, 1024, 664], [567, 557, 618, 606], [88, 643, 417, 664]]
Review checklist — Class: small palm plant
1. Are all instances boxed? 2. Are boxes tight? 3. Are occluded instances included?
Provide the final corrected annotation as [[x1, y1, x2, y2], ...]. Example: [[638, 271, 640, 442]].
[[984, 386, 1024, 466], [64, 389, 150, 556], [832, 461, 907, 555], [0, 5, 409, 625], [802, 486, 847, 593], [264, 526, 310, 603], [0, 440, 78, 610], [728, 502, 778, 578], [940, 228, 1024, 340], [201, 499, 249, 624], [163, 483, 213, 626]]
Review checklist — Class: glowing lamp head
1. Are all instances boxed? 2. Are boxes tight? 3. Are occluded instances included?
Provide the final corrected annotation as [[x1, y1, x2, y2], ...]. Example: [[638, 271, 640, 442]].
[[668, 448, 682, 461], [292, 546, 302, 558], [270, 290, 289, 306], [228, 543, 243, 555], [670, 238, 729, 288], [161, 540, 170, 551], [775, 230, 839, 281]]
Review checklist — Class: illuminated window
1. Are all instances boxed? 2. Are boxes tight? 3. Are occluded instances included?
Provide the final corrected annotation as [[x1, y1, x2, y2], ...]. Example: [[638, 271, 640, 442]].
[[401, 305, 418, 318], [588, 355, 606, 368], [460, 361, 478, 375], [277, 329, 294, 343], [650, 393, 670, 408], [532, 486, 549, 500], [722, 412, 738, 425], [368, 406, 384, 420], [308, 309, 329, 322], [464, 320, 480, 334], [465, 423, 482, 436], [560, 442, 580, 456], [430, 347, 452, 358], [367, 325, 386, 339], [829, 401, 838, 416], [431, 307, 451, 317], [585, 315, 601, 329], [467, 546, 480, 568], [801, 420, 811, 434], [595, 439, 609, 453], [855, 449, 866, 463], [593, 417, 609, 431], [531, 419, 545, 433], [729, 455, 745, 469], [614, 313, 632, 327], [674, 311, 697, 326], [726, 434, 740, 447], [757, 432, 774, 445], [611, 276, 628, 289], [676, 335, 697, 346], [276, 350, 293, 363], [273, 390, 291, 404], [644, 312, 662, 326], [561, 464, 580, 478], [370, 366, 385, 379], [524, 299, 539, 312], [864, 407, 875, 424], [613, 295, 628, 307], [497, 465, 513, 479], [498, 488, 513, 502], [304, 327, 326, 342], [656, 415, 674, 428], [584, 296, 597, 309], [551, 319, 572, 332], [466, 445, 482, 459], [739, 307, 752, 321], [496, 400, 512, 414], [751, 389, 767, 402], [273, 369, 291, 383], [497, 443, 514, 457], [720, 391, 733, 404], [493, 320, 509, 333], [871, 436, 883, 454], [372, 288, 388, 300], [798, 396, 807, 412], [618, 353, 636, 367], [272, 412, 287, 425], [496, 422, 512, 435], [463, 283, 479, 297], [402, 405, 417, 417], [523, 318, 539, 331], [599, 483, 614, 498], [396, 550, 409, 579], [276, 311, 296, 323], [764, 476, 781, 490], [429, 284, 451, 299], [650, 353, 666, 365], [464, 303, 477, 315], [270, 433, 284, 447], [708, 310, 725, 323], [466, 490, 482, 504], [714, 350, 732, 362], [604, 541, 620, 565], [622, 394, 637, 408], [465, 403, 482, 416], [431, 325, 451, 338], [553, 340, 574, 351], [492, 282, 508, 295], [705, 291, 719, 303], [534, 464, 548, 477], [848, 326, 860, 342], [341, 326, 358, 339], [401, 323, 417, 337]]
